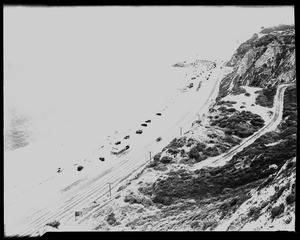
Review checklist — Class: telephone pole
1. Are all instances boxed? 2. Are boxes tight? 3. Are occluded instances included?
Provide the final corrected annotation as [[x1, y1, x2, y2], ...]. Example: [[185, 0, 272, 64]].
[[108, 182, 112, 197], [179, 127, 183, 135], [149, 151, 152, 164]]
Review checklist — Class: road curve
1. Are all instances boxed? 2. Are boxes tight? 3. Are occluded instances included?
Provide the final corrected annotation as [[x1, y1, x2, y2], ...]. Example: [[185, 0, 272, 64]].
[[193, 83, 294, 170], [6, 61, 226, 237]]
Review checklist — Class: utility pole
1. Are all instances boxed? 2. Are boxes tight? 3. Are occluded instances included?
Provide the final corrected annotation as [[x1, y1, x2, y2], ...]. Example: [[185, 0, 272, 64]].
[[179, 127, 183, 135], [149, 151, 152, 164], [108, 182, 112, 197]]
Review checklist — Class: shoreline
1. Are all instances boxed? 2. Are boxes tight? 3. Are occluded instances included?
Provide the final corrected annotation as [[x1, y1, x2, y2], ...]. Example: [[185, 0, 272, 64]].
[[4, 58, 219, 215]]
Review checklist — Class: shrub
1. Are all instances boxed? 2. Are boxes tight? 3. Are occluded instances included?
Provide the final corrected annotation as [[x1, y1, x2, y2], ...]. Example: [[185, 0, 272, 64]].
[[271, 203, 285, 219], [286, 193, 295, 204], [46, 220, 60, 229], [153, 153, 161, 162], [225, 130, 233, 135], [218, 106, 227, 112], [107, 212, 117, 225], [161, 156, 173, 164], [224, 135, 240, 145], [227, 108, 236, 112], [248, 207, 260, 219], [152, 195, 173, 205], [196, 142, 206, 151], [189, 147, 200, 160], [250, 118, 265, 127], [168, 147, 180, 155], [229, 197, 238, 206], [190, 221, 200, 229], [154, 164, 168, 171], [280, 126, 297, 138]]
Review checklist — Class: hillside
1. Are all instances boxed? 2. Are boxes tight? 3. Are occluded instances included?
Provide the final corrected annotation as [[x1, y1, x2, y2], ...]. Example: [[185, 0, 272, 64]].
[[46, 25, 296, 233]]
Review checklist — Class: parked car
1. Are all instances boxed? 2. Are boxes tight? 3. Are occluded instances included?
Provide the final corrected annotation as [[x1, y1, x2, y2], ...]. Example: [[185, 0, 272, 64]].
[[156, 137, 162, 142], [99, 157, 105, 162], [145, 120, 151, 123], [115, 141, 121, 145], [136, 130, 143, 134], [77, 166, 84, 171], [156, 113, 162, 116], [141, 123, 147, 127], [124, 135, 130, 139], [125, 145, 130, 150]]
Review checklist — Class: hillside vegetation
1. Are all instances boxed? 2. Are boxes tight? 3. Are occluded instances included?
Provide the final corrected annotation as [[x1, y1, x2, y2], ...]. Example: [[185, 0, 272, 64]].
[[74, 25, 296, 232]]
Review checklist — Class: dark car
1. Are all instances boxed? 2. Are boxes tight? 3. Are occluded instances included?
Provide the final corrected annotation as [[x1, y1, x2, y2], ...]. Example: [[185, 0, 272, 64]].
[[125, 145, 130, 150], [156, 113, 162, 116], [99, 157, 105, 162], [156, 137, 162, 142], [145, 120, 151, 123], [77, 166, 84, 171], [136, 130, 143, 134], [141, 123, 147, 127], [115, 141, 121, 145], [124, 135, 130, 139]]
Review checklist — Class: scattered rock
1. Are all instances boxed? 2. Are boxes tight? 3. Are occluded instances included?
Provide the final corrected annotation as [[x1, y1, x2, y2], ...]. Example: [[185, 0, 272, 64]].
[[186, 199, 196, 204], [268, 164, 278, 170]]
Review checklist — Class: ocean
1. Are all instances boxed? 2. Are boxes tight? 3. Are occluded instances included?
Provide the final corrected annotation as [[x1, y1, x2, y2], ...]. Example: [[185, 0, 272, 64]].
[[4, 53, 191, 163]]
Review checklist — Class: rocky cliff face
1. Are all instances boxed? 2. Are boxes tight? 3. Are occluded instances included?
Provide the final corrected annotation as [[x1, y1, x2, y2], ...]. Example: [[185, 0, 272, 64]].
[[222, 25, 295, 96]]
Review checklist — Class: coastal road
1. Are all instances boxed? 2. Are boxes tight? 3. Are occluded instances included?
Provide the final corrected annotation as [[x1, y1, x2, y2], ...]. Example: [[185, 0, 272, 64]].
[[193, 83, 294, 170], [6, 61, 227, 237]]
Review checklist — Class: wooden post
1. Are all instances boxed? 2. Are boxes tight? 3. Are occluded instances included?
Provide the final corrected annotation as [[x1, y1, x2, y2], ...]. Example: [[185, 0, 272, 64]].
[[108, 182, 112, 197], [149, 151, 152, 164], [179, 127, 183, 135]]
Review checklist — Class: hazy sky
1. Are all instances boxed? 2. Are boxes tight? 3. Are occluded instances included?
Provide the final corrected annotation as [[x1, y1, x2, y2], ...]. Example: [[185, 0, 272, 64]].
[[4, 6, 294, 116]]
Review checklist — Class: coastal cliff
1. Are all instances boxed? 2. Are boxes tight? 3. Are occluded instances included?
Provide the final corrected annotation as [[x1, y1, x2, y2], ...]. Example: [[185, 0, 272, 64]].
[[58, 25, 296, 232]]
